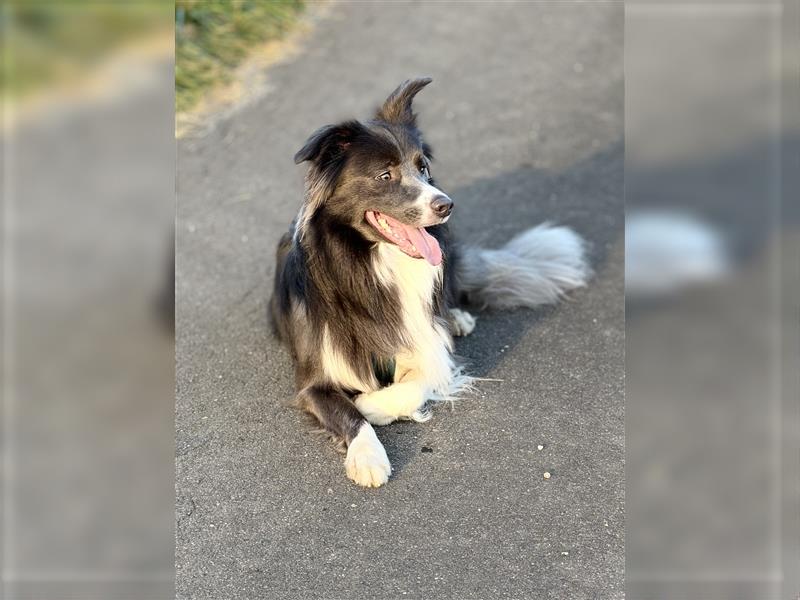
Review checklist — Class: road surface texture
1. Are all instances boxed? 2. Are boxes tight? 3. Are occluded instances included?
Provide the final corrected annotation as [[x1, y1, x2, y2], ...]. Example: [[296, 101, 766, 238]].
[[176, 3, 623, 599]]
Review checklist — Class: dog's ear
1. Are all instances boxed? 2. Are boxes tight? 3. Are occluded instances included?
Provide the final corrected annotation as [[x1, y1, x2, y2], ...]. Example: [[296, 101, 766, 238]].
[[375, 77, 432, 126], [294, 121, 362, 165], [293, 121, 364, 238]]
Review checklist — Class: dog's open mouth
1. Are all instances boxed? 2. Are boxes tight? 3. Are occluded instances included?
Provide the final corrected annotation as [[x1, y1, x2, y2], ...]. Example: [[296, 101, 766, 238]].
[[365, 211, 442, 266]]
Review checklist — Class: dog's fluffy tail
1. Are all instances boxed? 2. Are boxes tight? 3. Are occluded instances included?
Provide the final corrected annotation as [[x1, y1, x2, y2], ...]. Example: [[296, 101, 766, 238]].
[[458, 223, 590, 309]]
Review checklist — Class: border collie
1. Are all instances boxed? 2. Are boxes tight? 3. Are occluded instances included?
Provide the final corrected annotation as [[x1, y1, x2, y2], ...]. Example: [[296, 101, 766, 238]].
[[270, 78, 589, 487]]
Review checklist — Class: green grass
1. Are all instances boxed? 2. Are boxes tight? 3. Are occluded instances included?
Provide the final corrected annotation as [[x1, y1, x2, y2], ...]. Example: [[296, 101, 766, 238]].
[[175, 0, 305, 112], [2, 2, 171, 100]]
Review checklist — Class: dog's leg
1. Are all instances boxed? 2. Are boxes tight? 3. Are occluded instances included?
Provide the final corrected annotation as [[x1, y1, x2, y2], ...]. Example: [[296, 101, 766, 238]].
[[354, 380, 431, 426], [448, 308, 476, 337], [297, 385, 391, 487]]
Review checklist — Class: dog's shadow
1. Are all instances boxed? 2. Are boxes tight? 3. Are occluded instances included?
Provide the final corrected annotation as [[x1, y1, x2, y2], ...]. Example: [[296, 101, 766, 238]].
[[381, 141, 624, 477]]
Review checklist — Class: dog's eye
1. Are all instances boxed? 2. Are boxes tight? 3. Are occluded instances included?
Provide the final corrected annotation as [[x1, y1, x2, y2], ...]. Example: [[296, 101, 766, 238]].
[[420, 165, 430, 179], [376, 171, 391, 181]]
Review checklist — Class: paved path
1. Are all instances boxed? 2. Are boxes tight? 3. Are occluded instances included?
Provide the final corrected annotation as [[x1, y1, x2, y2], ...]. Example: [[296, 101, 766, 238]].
[[177, 3, 623, 598]]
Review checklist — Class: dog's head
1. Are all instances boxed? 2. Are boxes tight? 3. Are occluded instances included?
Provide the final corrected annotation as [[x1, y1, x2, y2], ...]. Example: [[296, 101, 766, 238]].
[[294, 78, 452, 265]]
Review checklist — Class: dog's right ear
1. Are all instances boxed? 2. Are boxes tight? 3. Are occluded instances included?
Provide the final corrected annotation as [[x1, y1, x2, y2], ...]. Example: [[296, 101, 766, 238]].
[[294, 121, 362, 165], [375, 77, 432, 127]]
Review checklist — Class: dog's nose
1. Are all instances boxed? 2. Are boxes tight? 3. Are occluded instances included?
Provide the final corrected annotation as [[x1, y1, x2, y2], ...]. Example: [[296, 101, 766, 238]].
[[430, 196, 454, 218]]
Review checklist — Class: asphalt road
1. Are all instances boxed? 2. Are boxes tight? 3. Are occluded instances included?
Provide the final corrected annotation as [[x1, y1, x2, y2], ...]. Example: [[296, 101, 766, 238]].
[[176, 3, 624, 598]]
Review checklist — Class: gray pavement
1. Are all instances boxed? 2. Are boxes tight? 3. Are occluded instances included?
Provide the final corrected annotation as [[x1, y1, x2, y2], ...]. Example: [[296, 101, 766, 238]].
[[176, 3, 623, 598]]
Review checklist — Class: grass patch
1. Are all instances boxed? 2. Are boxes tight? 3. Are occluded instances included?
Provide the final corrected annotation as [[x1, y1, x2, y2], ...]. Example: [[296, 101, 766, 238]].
[[175, 0, 305, 113], [2, 2, 171, 100]]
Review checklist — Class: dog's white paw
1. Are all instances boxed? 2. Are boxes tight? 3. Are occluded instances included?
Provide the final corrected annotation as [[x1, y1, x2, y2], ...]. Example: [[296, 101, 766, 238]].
[[353, 401, 396, 426], [450, 308, 476, 337], [355, 381, 428, 426], [345, 423, 391, 488]]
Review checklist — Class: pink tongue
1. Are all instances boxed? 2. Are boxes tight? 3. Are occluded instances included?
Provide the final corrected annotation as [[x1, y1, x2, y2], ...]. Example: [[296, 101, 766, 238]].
[[400, 223, 443, 266]]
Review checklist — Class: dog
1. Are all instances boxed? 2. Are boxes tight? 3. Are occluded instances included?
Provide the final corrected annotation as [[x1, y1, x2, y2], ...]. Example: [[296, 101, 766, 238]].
[[270, 78, 589, 487]]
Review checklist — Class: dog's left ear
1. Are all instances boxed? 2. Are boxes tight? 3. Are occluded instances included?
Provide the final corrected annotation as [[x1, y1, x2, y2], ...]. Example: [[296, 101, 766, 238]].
[[375, 77, 432, 127]]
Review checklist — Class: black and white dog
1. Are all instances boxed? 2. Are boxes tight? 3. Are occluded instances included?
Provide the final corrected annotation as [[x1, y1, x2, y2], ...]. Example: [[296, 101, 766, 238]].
[[270, 78, 588, 487]]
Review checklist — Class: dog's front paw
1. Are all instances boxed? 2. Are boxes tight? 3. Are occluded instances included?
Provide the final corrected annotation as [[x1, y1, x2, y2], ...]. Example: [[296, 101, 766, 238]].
[[449, 308, 476, 337], [345, 423, 391, 487], [355, 381, 428, 426], [353, 402, 394, 426]]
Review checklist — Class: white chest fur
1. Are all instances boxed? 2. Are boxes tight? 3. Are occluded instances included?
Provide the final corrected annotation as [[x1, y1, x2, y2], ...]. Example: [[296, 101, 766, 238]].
[[373, 244, 455, 396]]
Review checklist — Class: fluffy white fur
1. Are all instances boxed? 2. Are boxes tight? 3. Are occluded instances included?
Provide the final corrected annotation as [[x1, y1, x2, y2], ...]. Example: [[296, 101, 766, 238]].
[[350, 244, 473, 426], [344, 422, 391, 487], [374, 244, 457, 395], [449, 308, 476, 336], [460, 223, 590, 309]]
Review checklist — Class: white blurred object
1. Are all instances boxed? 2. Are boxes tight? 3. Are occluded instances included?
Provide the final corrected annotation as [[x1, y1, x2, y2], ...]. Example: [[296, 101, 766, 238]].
[[625, 211, 731, 298]]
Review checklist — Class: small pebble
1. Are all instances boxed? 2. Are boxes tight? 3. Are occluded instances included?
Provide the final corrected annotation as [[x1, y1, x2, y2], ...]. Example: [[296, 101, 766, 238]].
[[543, 472, 551, 479], [561, 551, 569, 556], [537, 444, 544, 450]]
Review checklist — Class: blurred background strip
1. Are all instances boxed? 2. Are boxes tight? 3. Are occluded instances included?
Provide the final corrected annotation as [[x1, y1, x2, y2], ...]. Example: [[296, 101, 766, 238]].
[[625, 2, 799, 599], [3, 2, 175, 599]]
